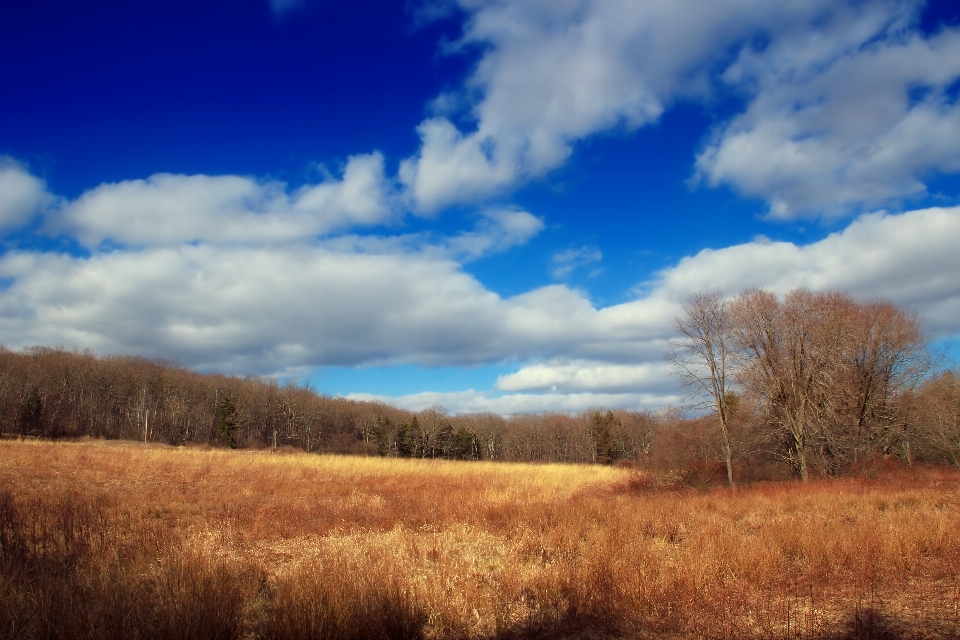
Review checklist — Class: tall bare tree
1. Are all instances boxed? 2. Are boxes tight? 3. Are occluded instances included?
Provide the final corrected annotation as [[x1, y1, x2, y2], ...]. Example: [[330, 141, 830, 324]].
[[912, 371, 960, 466], [828, 300, 929, 468], [730, 289, 929, 479], [729, 290, 850, 480], [668, 292, 737, 486]]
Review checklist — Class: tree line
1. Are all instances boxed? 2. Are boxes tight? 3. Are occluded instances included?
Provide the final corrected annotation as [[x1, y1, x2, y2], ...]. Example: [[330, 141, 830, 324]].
[[1, 285, 957, 481], [0, 346, 655, 464]]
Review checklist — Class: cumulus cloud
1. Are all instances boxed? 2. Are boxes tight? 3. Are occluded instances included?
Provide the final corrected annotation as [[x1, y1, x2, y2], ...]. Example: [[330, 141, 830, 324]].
[[648, 206, 960, 335], [290, 206, 543, 263], [401, 0, 959, 218], [0, 242, 592, 372], [0, 158, 56, 232], [401, 0, 753, 211], [0, 162, 548, 374], [697, 22, 960, 217], [495, 359, 673, 394], [52, 152, 393, 247], [5, 152, 960, 378], [4, 195, 958, 379]]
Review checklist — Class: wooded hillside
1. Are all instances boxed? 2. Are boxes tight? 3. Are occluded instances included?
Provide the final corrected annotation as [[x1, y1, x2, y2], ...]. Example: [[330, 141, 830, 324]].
[[0, 347, 655, 464]]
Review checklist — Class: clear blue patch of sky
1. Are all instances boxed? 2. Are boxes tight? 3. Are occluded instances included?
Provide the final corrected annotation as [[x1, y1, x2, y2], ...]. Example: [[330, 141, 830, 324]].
[[0, 0, 473, 197], [921, 172, 960, 209], [311, 337, 960, 399], [932, 337, 960, 369], [0, 216, 92, 259], [310, 363, 517, 397], [920, 0, 960, 34]]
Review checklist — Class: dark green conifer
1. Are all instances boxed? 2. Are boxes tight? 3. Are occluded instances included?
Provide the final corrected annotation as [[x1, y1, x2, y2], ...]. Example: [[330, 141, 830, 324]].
[[217, 395, 237, 448]]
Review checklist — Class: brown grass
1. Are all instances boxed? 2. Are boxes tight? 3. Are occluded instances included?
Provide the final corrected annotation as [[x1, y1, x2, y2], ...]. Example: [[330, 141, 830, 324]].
[[1, 439, 958, 639]]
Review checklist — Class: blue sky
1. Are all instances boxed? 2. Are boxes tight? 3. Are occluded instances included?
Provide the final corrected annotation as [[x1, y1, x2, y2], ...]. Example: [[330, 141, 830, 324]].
[[2, 0, 960, 414]]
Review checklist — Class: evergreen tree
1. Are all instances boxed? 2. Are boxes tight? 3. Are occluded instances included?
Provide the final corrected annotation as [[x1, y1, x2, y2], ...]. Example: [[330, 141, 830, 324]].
[[217, 395, 237, 448], [591, 410, 615, 464]]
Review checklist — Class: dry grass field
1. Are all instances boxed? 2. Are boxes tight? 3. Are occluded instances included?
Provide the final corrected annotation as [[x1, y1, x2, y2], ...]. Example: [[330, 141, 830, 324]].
[[1, 439, 958, 639]]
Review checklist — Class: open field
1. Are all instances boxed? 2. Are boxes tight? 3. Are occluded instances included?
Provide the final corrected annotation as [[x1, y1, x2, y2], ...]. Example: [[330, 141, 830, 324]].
[[1, 440, 959, 639]]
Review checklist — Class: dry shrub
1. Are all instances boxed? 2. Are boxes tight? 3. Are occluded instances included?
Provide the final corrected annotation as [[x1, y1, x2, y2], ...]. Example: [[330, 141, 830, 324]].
[[265, 558, 426, 640], [0, 488, 262, 640]]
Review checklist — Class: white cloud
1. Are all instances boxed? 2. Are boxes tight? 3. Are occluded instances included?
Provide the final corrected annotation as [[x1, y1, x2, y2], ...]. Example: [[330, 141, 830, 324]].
[[444, 208, 544, 261], [340, 203, 960, 411], [697, 24, 960, 217], [648, 206, 960, 335], [551, 246, 601, 278], [401, 0, 960, 218], [346, 389, 681, 415], [295, 153, 394, 230], [399, 118, 520, 213], [0, 158, 56, 232], [0, 241, 547, 373], [311, 210, 542, 263], [52, 152, 393, 247], [401, 0, 727, 211], [495, 359, 673, 394], [5, 185, 958, 378]]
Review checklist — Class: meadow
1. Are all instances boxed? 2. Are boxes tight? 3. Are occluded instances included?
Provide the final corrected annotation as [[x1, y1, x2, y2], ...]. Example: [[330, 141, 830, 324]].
[[1, 439, 958, 639]]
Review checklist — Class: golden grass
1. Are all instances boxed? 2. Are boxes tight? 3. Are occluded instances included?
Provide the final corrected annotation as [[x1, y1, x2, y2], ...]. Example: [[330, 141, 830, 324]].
[[1, 439, 959, 639]]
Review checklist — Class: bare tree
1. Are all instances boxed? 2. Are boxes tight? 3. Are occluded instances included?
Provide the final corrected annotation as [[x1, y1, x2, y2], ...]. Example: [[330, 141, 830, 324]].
[[827, 300, 929, 468], [729, 290, 851, 480], [668, 292, 737, 486], [909, 370, 960, 466], [729, 289, 930, 479]]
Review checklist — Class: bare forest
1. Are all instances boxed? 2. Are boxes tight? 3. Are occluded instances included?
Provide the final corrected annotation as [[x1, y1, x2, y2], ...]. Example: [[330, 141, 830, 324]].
[[0, 346, 656, 468]]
